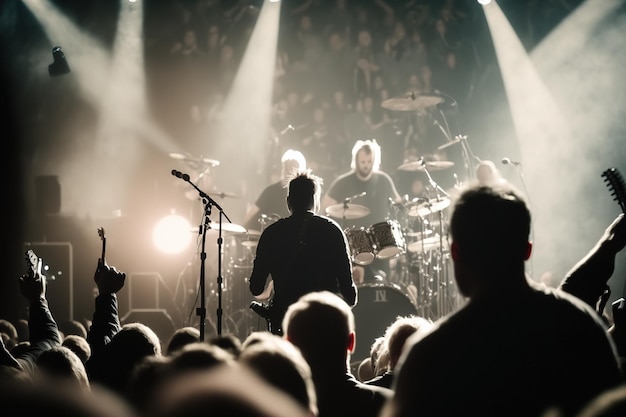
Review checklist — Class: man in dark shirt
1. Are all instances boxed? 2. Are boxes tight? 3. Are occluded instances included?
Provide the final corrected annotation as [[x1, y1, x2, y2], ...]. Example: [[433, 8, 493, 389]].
[[249, 170, 357, 335], [383, 184, 623, 417], [243, 149, 307, 232]]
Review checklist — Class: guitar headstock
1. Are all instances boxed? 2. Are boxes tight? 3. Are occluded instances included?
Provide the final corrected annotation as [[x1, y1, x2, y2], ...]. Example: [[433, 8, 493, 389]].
[[98, 227, 106, 241], [602, 168, 626, 213]]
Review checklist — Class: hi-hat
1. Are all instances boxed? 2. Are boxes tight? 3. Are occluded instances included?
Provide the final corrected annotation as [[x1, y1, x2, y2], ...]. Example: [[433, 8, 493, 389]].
[[326, 203, 370, 220], [169, 152, 220, 167], [381, 91, 444, 111], [398, 159, 454, 172], [409, 197, 451, 217]]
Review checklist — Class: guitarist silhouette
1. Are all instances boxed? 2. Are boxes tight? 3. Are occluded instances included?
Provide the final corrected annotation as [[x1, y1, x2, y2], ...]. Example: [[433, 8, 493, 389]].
[[248, 171, 358, 335]]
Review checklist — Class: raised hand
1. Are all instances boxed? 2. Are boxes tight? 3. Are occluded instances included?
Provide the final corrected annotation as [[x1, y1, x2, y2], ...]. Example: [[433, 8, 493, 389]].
[[94, 258, 126, 295]]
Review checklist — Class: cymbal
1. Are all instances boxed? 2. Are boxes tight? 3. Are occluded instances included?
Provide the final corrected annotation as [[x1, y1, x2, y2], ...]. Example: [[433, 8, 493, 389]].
[[206, 222, 247, 234], [398, 160, 455, 172], [407, 234, 449, 253], [405, 229, 433, 238], [325, 203, 370, 220], [381, 91, 444, 111], [207, 190, 239, 199], [409, 198, 451, 217], [169, 152, 220, 167]]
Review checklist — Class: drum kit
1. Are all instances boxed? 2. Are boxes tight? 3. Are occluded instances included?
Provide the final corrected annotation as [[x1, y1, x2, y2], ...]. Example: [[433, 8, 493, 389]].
[[322, 154, 461, 324]]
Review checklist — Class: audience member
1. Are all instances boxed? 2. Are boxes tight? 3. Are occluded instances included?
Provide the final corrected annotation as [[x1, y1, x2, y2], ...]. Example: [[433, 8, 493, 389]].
[[239, 331, 318, 416], [58, 319, 88, 339], [62, 333, 92, 364], [144, 364, 310, 417], [208, 332, 243, 358], [35, 345, 91, 391], [86, 258, 163, 397], [364, 314, 433, 389], [382, 184, 623, 417], [0, 254, 61, 377], [283, 291, 393, 417], [166, 326, 200, 355]]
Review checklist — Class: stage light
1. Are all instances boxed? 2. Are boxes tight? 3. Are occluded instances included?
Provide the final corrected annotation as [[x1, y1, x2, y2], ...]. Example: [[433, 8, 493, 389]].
[[152, 213, 193, 255], [48, 46, 70, 76], [477, 0, 492, 5]]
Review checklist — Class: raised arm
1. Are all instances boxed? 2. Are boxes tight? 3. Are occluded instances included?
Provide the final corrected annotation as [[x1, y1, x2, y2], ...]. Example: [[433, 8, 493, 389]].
[[559, 214, 626, 308]]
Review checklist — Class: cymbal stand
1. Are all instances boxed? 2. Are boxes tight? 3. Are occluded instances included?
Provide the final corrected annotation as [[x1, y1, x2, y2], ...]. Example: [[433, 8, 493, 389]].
[[421, 165, 451, 318], [411, 219, 436, 319]]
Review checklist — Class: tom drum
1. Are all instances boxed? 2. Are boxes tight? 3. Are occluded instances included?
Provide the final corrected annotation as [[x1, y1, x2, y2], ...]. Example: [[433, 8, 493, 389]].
[[345, 227, 376, 265], [369, 220, 405, 259]]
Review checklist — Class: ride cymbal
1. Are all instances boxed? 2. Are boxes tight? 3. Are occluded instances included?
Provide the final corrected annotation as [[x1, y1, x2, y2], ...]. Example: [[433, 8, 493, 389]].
[[381, 91, 444, 111]]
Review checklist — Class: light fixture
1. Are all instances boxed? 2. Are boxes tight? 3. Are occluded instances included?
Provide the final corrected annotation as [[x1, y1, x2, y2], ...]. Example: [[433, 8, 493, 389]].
[[152, 212, 193, 255], [48, 46, 70, 76]]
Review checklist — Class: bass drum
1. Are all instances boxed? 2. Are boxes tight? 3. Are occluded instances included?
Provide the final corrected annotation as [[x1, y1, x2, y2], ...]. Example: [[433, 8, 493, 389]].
[[351, 283, 417, 363]]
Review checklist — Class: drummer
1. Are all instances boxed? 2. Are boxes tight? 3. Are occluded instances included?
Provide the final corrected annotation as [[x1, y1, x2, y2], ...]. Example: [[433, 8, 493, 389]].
[[243, 149, 307, 232], [321, 139, 402, 284]]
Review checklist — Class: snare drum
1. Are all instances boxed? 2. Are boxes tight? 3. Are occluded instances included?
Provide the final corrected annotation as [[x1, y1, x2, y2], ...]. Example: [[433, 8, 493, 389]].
[[345, 227, 376, 265], [369, 220, 405, 259]]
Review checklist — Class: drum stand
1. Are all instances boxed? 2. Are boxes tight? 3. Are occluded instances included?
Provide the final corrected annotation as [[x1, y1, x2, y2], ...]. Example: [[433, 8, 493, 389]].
[[403, 165, 461, 320]]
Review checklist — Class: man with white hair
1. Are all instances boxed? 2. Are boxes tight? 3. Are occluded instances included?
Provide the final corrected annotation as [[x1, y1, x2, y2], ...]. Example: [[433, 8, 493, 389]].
[[244, 149, 307, 232]]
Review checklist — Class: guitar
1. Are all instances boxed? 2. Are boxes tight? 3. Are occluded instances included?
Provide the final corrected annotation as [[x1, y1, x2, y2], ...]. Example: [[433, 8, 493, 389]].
[[97, 227, 106, 263], [249, 299, 284, 335], [602, 168, 626, 213]]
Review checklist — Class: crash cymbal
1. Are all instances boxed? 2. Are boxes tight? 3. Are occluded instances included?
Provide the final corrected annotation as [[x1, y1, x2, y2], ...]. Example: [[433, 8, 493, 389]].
[[381, 91, 444, 111], [409, 197, 451, 217], [325, 203, 370, 220], [169, 152, 220, 167], [206, 222, 247, 234], [398, 159, 455, 172]]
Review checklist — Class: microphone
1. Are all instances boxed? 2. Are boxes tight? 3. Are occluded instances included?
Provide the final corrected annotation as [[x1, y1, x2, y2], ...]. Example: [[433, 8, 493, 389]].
[[501, 157, 521, 166], [171, 169, 190, 181]]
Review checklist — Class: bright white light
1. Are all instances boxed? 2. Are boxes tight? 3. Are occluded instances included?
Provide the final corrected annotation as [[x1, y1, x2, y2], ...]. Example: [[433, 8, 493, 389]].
[[477, 0, 492, 5], [152, 213, 193, 255]]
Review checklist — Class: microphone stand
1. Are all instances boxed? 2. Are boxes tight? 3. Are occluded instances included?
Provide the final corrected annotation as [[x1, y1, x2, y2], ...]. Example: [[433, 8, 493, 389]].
[[176, 171, 234, 340]]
